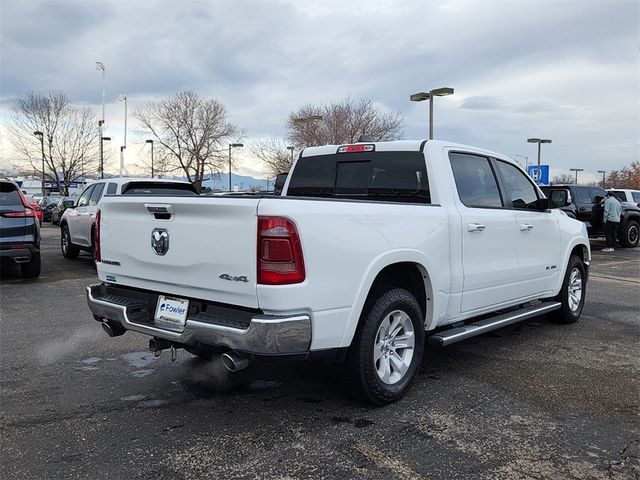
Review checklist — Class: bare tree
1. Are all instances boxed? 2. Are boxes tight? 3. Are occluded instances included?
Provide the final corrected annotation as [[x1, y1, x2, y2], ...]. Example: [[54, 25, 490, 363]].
[[286, 98, 404, 147], [134, 92, 241, 191], [251, 138, 294, 177], [6, 91, 100, 195], [606, 162, 639, 189], [551, 174, 576, 185]]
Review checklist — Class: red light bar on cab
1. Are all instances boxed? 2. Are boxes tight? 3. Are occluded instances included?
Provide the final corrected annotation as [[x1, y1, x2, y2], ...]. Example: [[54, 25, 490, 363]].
[[337, 144, 375, 153]]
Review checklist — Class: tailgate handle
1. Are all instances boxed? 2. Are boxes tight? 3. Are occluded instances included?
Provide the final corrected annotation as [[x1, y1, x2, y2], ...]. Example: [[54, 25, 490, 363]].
[[145, 204, 174, 220]]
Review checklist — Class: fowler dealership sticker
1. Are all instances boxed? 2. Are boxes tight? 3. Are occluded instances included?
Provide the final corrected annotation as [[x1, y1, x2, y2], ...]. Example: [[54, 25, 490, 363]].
[[154, 295, 189, 326]]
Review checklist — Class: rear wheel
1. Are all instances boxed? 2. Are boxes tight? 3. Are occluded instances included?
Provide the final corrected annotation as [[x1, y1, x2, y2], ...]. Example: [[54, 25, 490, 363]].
[[61, 225, 80, 259], [345, 288, 424, 405], [20, 252, 41, 278], [618, 219, 639, 248], [549, 255, 586, 324]]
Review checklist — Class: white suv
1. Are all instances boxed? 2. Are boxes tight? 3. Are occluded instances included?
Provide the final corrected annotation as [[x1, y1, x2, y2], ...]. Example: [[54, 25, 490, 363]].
[[608, 188, 640, 206], [60, 178, 196, 260]]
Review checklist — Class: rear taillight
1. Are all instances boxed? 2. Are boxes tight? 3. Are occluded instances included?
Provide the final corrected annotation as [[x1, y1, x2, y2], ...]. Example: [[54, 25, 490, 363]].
[[2, 209, 36, 218], [257, 216, 305, 285], [94, 209, 101, 263]]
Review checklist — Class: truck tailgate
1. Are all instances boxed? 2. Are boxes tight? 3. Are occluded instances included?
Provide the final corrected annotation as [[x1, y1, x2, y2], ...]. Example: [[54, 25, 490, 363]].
[[97, 196, 260, 308]]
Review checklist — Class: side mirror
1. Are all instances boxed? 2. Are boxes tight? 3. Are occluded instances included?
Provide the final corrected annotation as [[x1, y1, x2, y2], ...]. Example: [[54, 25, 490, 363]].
[[549, 190, 570, 208]]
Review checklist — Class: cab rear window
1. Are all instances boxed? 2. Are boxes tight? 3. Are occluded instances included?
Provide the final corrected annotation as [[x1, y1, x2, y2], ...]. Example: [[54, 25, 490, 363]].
[[286, 152, 430, 203], [121, 182, 197, 196]]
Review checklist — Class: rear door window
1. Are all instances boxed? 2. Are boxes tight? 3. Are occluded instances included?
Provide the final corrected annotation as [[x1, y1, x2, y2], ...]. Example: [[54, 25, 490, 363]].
[[589, 187, 606, 204], [632, 192, 640, 203], [449, 152, 503, 208], [574, 187, 591, 205], [106, 182, 118, 195], [287, 151, 430, 203]]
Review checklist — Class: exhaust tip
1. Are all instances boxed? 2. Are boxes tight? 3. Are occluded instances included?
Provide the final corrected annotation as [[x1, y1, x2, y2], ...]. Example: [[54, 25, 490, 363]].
[[101, 321, 125, 337], [221, 351, 249, 372]]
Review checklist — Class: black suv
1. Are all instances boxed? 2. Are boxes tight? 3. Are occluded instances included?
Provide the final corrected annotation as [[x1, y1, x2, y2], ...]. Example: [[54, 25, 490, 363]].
[[541, 184, 640, 248], [0, 180, 41, 277]]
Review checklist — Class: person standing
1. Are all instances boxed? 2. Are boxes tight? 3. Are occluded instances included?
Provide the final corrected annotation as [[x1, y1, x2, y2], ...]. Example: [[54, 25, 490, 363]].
[[602, 191, 622, 252]]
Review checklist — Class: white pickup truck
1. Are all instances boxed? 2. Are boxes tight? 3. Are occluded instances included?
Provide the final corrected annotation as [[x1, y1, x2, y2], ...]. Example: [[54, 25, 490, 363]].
[[87, 139, 590, 404]]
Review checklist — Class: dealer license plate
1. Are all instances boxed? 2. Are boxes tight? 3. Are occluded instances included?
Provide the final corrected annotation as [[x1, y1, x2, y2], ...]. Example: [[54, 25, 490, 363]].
[[154, 295, 189, 328]]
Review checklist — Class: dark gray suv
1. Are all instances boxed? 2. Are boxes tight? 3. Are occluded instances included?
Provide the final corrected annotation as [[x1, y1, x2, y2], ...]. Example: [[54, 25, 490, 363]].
[[0, 180, 41, 277]]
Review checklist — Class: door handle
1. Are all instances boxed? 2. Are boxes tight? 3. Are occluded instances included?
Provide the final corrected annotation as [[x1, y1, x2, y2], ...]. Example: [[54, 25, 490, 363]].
[[467, 223, 486, 232], [519, 224, 534, 231]]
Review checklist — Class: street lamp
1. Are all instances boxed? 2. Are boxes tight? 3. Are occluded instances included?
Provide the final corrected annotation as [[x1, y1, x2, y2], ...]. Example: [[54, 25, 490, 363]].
[[146, 140, 154, 178], [287, 146, 294, 163], [597, 170, 606, 188], [410, 87, 454, 140], [228, 143, 244, 191], [118, 94, 127, 177], [570, 168, 584, 184], [33, 131, 45, 195], [527, 138, 552, 184], [100, 136, 111, 179]]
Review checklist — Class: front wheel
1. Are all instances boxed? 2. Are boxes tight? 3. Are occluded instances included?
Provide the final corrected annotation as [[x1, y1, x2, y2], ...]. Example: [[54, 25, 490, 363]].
[[61, 225, 80, 259], [549, 255, 586, 324], [618, 220, 639, 248], [345, 288, 425, 405]]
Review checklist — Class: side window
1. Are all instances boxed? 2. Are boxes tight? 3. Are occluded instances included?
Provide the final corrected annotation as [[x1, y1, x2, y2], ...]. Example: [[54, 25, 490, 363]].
[[76, 185, 95, 208], [449, 152, 502, 208], [106, 182, 118, 195], [632, 192, 640, 203], [589, 187, 606, 204], [495, 160, 539, 209], [574, 187, 591, 205], [89, 183, 105, 206]]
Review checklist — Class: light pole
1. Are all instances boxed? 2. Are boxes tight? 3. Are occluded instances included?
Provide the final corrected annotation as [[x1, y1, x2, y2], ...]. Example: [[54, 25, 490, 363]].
[[33, 131, 45, 195], [96, 63, 106, 180], [597, 170, 606, 188], [146, 140, 154, 178], [100, 136, 111, 179], [514, 154, 529, 169], [287, 146, 294, 163], [527, 138, 552, 184], [228, 143, 244, 191], [118, 94, 127, 177], [570, 168, 584, 184], [410, 87, 454, 140]]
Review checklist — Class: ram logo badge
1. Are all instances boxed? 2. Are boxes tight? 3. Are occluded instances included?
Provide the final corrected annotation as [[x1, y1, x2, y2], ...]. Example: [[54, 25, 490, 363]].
[[151, 228, 169, 255]]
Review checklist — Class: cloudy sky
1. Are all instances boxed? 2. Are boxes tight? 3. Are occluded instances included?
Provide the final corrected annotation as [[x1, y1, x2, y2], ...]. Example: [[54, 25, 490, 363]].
[[1, 0, 638, 181]]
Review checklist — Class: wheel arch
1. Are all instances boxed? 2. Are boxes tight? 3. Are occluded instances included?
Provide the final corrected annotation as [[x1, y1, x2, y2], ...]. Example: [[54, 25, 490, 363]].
[[339, 250, 438, 348], [555, 241, 590, 295]]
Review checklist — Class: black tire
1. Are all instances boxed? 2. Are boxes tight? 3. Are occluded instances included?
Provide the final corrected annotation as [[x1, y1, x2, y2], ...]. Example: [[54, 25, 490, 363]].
[[61, 225, 80, 259], [618, 220, 639, 248], [548, 255, 586, 324], [20, 252, 41, 278], [345, 288, 425, 406]]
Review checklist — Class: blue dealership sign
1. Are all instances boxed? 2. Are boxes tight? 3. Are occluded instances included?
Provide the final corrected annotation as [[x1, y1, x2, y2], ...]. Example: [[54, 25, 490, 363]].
[[527, 165, 549, 185]]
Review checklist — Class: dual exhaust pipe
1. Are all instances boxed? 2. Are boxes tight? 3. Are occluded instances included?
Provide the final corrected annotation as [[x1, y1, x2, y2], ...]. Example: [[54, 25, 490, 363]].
[[101, 321, 249, 372]]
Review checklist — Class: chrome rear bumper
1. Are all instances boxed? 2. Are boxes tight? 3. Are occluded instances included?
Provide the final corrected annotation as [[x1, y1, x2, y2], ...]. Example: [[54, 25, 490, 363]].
[[86, 283, 311, 355]]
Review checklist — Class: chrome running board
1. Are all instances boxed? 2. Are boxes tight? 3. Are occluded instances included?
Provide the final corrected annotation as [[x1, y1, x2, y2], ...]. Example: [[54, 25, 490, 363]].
[[429, 301, 562, 347]]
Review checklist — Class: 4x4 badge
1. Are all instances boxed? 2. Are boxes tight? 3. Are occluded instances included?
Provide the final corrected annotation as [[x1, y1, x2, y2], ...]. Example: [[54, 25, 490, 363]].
[[151, 228, 169, 255]]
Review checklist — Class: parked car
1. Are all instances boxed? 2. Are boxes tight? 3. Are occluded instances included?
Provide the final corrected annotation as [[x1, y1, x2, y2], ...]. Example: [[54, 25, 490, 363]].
[[608, 188, 640, 207], [61, 178, 197, 261], [38, 195, 61, 222], [23, 195, 43, 225], [0, 180, 41, 277], [87, 139, 590, 405], [541, 184, 640, 248], [51, 197, 75, 225]]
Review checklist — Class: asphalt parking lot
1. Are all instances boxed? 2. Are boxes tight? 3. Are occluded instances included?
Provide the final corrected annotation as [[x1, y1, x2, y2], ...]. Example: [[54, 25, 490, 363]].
[[1, 224, 638, 480]]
